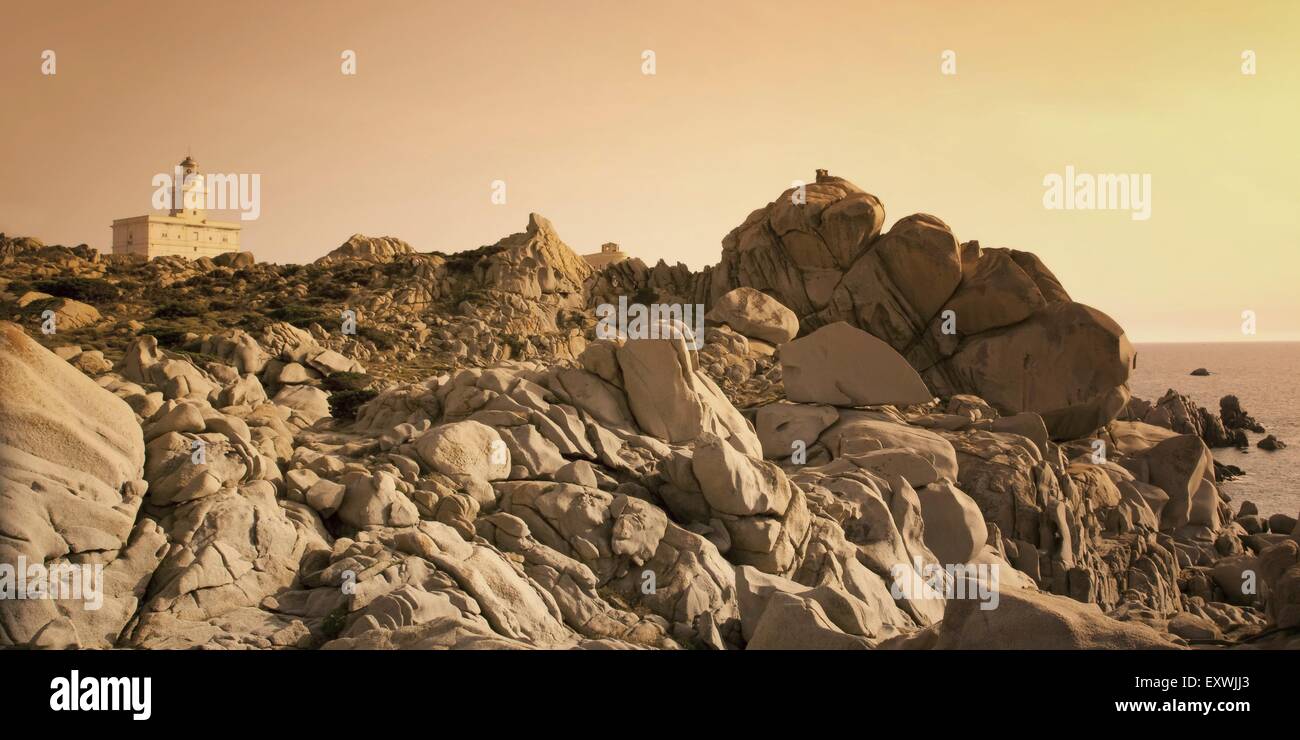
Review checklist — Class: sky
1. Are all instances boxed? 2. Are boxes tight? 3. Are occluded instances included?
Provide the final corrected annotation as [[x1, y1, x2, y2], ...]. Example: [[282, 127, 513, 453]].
[[2, 0, 1297, 342]]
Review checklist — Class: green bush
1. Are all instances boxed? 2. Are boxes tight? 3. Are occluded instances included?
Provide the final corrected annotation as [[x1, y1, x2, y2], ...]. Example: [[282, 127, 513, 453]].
[[267, 304, 332, 329], [357, 325, 397, 350], [237, 312, 271, 332], [328, 388, 378, 420], [33, 277, 120, 303], [321, 371, 372, 392], [320, 606, 349, 640], [152, 302, 206, 319], [313, 282, 353, 301]]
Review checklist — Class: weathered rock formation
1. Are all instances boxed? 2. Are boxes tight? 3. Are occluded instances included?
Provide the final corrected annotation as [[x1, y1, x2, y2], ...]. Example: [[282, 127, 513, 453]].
[[706, 171, 1134, 439]]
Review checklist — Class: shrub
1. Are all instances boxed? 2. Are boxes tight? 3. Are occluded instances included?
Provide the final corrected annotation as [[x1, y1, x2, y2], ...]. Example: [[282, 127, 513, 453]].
[[237, 312, 271, 332], [357, 325, 398, 350], [320, 606, 348, 640], [321, 372, 372, 392], [333, 266, 375, 286], [267, 304, 332, 329], [153, 302, 206, 319], [328, 388, 377, 420], [313, 282, 353, 301], [32, 277, 120, 303]]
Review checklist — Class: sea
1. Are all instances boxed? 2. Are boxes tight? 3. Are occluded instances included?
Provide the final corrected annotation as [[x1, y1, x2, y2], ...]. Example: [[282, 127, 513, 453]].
[[1129, 342, 1299, 518]]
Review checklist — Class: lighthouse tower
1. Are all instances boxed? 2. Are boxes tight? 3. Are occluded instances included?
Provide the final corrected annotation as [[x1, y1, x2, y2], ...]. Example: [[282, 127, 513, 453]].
[[170, 155, 206, 218]]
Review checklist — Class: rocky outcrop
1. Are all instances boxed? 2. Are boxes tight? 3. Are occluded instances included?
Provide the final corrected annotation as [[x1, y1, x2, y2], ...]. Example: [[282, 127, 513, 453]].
[[0, 323, 165, 647], [315, 234, 415, 265], [708, 171, 1134, 440], [1220, 395, 1265, 433], [1121, 391, 1246, 448], [467, 213, 592, 310], [924, 303, 1133, 440]]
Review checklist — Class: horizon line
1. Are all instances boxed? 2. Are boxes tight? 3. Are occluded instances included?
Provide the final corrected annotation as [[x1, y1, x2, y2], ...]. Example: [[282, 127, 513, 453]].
[[1132, 338, 1300, 345]]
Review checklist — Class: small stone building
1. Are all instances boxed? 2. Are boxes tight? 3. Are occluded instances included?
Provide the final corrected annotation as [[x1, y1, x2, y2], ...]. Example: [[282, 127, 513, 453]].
[[582, 242, 629, 269]]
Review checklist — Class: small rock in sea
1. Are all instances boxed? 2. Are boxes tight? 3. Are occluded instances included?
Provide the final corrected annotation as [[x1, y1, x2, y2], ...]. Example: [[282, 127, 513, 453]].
[[1268, 513, 1297, 535], [1190, 367, 1211, 376], [1214, 460, 1245, 480], [1221, 395, 1266, 433], [1257, 434, 1286, 451]]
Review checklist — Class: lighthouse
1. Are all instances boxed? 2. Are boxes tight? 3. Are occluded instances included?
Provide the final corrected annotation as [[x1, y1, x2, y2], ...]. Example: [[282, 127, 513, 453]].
[[110, 154, 243, 260]]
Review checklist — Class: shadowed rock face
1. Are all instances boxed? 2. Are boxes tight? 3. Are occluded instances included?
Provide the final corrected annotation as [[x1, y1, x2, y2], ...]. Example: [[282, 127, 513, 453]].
[[708, 172, 1134, 439], [924, 303, 1135, 440]]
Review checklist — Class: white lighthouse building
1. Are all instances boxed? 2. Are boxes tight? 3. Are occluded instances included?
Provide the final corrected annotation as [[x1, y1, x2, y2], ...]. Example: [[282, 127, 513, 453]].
[[111, 155, 242, 259]]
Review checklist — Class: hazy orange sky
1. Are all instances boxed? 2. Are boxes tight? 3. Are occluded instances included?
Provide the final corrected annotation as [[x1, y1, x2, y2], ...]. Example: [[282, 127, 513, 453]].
[[2, 0, 1297, 342]]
